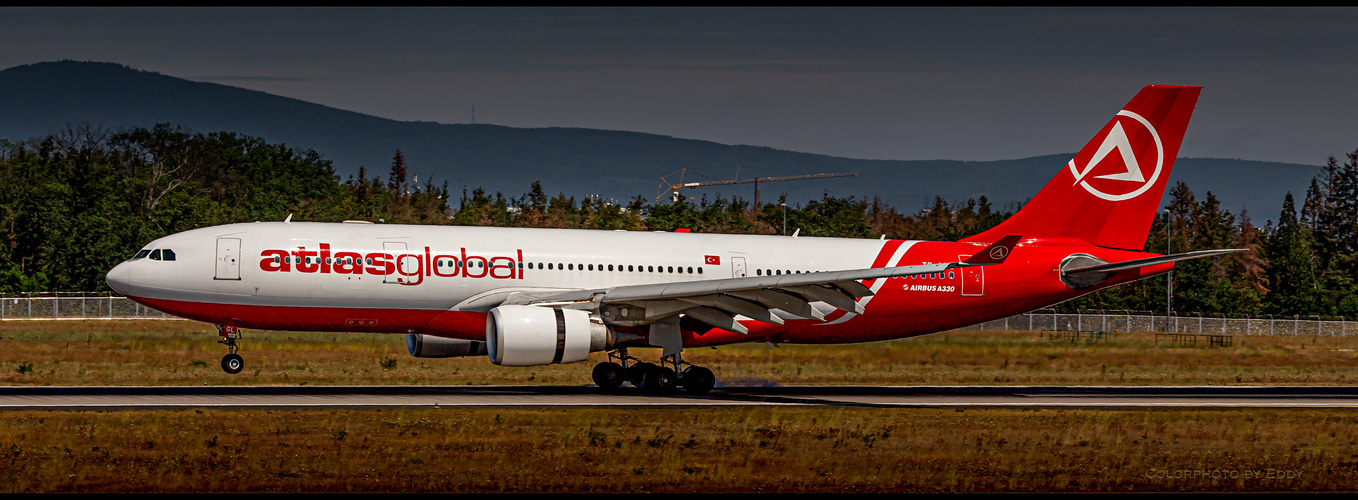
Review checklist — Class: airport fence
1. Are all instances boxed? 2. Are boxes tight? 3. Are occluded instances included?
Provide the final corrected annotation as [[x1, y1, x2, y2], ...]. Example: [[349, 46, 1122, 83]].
[[0, 293, 177, 320], [965, 309, 1355, 336], [1, 293, 1354, 336]]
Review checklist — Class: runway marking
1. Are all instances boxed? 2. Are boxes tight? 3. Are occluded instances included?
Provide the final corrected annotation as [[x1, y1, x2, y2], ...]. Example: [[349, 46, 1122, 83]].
[[4, 385, 1358, 410]]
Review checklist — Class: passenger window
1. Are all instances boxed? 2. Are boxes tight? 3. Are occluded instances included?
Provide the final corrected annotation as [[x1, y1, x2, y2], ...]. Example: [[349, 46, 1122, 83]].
[[757, 269, 762, 276], [162, 249, 176, 261], [608, 264, 613, 271], [948, 271, 954, 279], [648, 266, 653, 272], [569, 264, 574, 270], [697, 268, 702, 274], [667, 266, 673, 273], [274, 256, 281, 264], [687, 267, 693, 274], [150, 249, 162, 261], [628, 265, 634, 272]]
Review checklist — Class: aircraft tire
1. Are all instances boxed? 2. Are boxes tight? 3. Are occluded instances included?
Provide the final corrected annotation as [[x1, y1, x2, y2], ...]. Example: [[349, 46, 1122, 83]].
[[592, 362, 626, 390], [645, 366, 678, 394], [681, 366, 716, 394], [627, 362, 656, 387], [221, 353, 244, 374]]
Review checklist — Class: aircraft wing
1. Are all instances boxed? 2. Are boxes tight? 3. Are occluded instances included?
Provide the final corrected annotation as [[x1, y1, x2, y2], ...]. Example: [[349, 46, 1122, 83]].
[[498, 235, 1021, 334]]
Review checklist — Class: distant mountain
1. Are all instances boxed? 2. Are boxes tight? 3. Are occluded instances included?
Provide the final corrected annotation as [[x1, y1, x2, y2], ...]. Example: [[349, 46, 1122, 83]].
[[0, 61, 1319, 216]]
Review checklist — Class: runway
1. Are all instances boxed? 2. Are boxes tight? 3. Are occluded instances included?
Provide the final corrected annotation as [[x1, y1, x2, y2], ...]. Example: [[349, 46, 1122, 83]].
[[3, 385, 1358, 410]]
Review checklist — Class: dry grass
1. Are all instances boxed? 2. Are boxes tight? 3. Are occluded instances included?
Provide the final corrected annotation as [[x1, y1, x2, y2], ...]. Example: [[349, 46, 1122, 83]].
[[0, 407, 1352, 492], [2, 320, 1358, 386]]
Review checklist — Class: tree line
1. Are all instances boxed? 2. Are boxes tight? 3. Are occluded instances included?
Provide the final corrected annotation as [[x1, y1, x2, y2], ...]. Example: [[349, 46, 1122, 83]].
[[0, 124, 1354, 318]]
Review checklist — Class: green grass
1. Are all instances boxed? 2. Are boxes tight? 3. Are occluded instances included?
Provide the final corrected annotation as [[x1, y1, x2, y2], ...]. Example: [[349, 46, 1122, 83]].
[[3, 320, 1358, 386]]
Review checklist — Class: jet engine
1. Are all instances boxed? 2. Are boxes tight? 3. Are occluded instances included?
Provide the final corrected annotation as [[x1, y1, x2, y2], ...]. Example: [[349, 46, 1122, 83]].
[[405, 334, 487, 358], [486, 305, 608, 366]]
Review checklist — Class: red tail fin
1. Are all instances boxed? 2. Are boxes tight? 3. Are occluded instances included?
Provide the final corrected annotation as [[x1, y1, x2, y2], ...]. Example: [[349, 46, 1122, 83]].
[[964, 85, 1201, 251]]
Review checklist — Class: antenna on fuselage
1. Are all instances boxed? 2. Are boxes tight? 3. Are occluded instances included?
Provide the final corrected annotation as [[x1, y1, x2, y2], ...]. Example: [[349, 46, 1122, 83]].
[[284, 213, 293, 223]]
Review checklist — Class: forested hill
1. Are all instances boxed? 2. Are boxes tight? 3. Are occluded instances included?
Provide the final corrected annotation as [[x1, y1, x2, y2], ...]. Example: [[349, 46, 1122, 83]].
[[0, 60, 1320, 213]]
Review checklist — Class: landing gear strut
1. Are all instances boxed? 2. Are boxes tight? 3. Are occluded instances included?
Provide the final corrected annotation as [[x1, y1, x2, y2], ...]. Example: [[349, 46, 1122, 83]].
[[592, 348, 715, 395], [218, 325, 244, 374]]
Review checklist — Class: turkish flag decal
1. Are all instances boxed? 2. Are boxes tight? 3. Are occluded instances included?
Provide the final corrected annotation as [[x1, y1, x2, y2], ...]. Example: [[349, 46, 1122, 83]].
[[705, 255, 720, 265]]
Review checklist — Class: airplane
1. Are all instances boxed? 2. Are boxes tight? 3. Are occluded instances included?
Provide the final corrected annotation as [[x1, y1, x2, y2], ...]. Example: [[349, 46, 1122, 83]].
[[105, 84, 1241, 394]]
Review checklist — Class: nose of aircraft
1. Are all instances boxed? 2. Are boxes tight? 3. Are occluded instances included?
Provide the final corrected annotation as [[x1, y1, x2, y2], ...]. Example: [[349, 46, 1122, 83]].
[[106, 261, 133, 295]]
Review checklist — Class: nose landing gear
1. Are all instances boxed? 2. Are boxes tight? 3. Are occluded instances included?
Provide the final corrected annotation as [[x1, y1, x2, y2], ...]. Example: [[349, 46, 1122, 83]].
[[217, 325, 244, 374]]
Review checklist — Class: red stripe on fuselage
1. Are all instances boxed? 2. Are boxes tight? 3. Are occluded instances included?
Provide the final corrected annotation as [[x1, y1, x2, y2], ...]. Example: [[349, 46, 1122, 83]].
[[820, 239, 906, 323], [128, 295, 455, 335], [123, 294, 787, 346], [859, 238, 905, 289]]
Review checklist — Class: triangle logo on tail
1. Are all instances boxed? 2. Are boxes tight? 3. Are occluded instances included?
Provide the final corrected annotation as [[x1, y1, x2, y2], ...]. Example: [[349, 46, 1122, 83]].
[[1065, 110, 1164, 201]]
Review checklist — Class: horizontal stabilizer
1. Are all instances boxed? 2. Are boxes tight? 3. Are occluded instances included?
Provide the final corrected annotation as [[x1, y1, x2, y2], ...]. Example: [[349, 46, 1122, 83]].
[[1065, 248, 1248, 276]]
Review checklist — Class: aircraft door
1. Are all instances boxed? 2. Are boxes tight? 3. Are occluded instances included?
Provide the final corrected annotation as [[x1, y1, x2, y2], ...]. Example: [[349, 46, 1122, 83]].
[[959, 254, 983, 296], [383, 241, 408, 284], [215, 238, 241, 280], [732, 257, 746, 278]]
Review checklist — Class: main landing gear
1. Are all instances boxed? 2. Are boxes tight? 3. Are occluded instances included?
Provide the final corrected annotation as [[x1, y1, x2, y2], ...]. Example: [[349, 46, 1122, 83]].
[[592, 348, 716, 395], [217, 325, 244, 374]]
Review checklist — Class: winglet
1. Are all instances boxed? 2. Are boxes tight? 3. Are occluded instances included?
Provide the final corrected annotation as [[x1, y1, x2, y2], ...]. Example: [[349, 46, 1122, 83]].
[[963, 235, 1021, 265]]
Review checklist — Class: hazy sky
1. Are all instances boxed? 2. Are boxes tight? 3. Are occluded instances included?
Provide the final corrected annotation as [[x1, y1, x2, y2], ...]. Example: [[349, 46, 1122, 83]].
[[2, 7, 1354, 165]]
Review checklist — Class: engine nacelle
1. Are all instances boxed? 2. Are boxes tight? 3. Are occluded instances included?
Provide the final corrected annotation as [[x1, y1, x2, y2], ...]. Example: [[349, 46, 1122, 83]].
[[406, 334, 487, 358], [486, 305, 605, 366]]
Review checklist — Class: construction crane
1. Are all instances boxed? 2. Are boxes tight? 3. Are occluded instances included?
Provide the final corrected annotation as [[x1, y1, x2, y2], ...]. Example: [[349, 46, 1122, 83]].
[[655, 167, 858, 206]]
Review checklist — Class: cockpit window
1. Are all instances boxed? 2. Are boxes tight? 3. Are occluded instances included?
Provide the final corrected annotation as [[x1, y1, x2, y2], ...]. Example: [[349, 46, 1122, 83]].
[[162, 249, 176, 261], [149, 249, 162, 261], [133, 249, 151, 259]]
